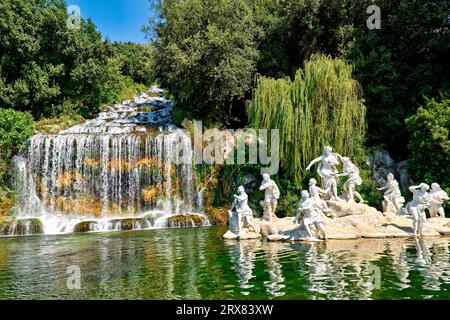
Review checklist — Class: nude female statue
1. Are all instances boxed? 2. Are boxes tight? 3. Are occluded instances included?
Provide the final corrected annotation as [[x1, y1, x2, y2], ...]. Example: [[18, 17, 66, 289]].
[[306, 146, 342, 201]]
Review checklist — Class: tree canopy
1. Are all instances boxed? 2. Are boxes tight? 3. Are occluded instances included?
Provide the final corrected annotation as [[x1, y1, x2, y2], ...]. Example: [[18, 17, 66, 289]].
[[0, 0, 154, 119], [152, 0, 259, 124]]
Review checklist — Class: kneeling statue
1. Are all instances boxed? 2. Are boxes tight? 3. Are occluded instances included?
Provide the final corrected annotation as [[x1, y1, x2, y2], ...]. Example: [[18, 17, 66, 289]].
[[294, 190, 327, 241], [223, 186, 259, 239], [377, 173, 405, 214]]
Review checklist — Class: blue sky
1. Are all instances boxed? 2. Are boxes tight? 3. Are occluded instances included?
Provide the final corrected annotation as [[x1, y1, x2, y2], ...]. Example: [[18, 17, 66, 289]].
[[68, 0, 151, 43]]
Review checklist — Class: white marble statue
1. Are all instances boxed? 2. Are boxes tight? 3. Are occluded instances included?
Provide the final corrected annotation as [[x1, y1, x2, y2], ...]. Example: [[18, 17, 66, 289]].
[[294, 190, 327, 240], [406, 183, 431, 236], [308, 178, 333, 216], [259, 174, 280, 222], [377, 173, 405, 214], [224, 186, 258, 239], [429, 183, 449, 218], [306, 146, 342, 201], [338, 157, 364, 203]]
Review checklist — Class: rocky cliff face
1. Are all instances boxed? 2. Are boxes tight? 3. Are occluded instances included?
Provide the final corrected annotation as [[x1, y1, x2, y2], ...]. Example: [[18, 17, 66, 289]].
[[368, 149, 413, 189]]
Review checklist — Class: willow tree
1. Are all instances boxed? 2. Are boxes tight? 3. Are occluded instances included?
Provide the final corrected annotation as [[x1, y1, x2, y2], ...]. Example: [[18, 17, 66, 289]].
[[246, 54, 366, 185]]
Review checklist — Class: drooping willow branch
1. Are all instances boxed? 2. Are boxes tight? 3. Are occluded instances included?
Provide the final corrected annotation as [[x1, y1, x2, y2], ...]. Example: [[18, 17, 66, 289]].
[[246, 54, 366, 186]]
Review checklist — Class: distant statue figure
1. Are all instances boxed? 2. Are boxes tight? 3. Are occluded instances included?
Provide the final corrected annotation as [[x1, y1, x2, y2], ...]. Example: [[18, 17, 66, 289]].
[[294, 190, 326, 240], [338, 157, 364, 203], [406, 183, 431, 236], [306, 146, 342, 201], [259, 174, 280, 222], [377, 173, 405, 214], [429, 183, 449, 218], [226, 186, 257, 237], [308, 178, 333, 216]]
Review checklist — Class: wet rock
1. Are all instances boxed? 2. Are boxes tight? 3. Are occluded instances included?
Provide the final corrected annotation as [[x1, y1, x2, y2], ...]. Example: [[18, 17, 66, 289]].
[[206, 207, 228, 226], [327, 200, 380, 217], [0, 218, 43, 236], [110, 218, 145, 231], [74, 221, 98, 233], [167, 214, 208, 228]]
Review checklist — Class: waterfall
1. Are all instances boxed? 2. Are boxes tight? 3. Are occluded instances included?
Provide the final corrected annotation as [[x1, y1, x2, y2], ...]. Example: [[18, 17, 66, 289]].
[[7, 88, 206, 236]]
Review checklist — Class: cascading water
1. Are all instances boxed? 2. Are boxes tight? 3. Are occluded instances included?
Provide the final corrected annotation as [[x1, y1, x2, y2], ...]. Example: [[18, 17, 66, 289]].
[[8, 87, 209, 236]]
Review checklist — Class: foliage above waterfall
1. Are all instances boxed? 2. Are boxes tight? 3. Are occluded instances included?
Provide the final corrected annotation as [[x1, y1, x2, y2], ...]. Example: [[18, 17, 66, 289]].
[[151, 0, 258, 124], [0, 0, 154, 120], [246, 55, 366, 185], [0, 109, 34, 190]]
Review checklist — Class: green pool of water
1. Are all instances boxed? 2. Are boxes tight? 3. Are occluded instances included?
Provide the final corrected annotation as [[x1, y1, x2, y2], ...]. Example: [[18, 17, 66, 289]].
[[0, 226, 449, 300]]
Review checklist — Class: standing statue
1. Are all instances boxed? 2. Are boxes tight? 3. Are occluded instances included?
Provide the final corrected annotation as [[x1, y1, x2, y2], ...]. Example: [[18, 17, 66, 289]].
[[306, 146, 342, 201], [338, 157, 364, 203], [429, 183, 449, 218], [406, 183, 431, 236], [294, 190, 327, 240], [308, 178, 333, 215], [223, 186, 259, 239], [377, 173, 405, 214], [259, 174, 280, 222]]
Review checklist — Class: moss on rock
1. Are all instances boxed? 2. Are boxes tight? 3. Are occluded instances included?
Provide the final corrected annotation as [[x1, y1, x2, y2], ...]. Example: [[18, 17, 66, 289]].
[[0, 218, 43, 236], [74, 221, 98, 233], [167, 214, 208, 228]]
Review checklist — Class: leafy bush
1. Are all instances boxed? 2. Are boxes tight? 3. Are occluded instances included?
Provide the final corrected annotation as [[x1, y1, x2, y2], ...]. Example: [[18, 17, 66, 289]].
[[406, 97, 450, 191], [0, 109, 34, 155], [0, 108, 34, 191]]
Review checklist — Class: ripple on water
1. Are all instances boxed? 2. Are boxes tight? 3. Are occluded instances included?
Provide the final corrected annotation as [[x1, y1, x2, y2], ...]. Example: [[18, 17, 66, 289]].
[[1, 227, 450, 299]]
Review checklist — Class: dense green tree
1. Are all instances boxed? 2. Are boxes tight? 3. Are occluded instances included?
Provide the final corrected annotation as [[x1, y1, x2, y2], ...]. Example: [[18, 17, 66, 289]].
[[112, 42, 155, 85], [348, 0, 450, 159], [151, 0, 259, 124], [0, 0, 152, 119], [405, 97, 450, 190]]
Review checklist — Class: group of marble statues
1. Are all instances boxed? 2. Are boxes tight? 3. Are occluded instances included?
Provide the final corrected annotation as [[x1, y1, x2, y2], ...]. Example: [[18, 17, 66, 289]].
[[378, 174, 450, 235], [306, 146, 364, 203], [225, 145, 449, 240]]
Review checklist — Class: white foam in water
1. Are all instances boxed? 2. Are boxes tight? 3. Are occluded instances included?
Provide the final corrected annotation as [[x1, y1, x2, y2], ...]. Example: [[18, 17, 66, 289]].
[[9, 87, 208, 236]]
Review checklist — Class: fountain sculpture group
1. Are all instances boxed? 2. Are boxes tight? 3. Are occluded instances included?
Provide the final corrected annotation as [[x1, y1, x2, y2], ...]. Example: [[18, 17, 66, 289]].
[[224, 146, 449, 241]]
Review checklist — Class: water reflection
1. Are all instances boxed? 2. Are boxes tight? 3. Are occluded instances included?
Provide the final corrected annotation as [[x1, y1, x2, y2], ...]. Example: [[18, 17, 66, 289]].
[[2, 228, 450, 299], [224, 236, 450, 299]]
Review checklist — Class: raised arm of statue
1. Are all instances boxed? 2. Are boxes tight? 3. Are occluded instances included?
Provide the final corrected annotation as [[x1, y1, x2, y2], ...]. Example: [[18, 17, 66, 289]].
[[409, 185, 420, 193], [306, 157, 322, 171], [259, 182, 268, 191], [234, 193, 247, 202]]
